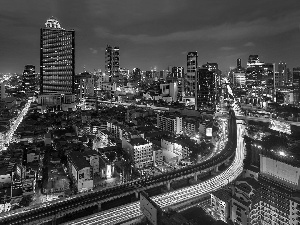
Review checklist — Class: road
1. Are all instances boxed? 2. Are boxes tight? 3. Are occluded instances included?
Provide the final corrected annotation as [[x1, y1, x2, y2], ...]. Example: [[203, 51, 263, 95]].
[[1, 98, 32, 151]]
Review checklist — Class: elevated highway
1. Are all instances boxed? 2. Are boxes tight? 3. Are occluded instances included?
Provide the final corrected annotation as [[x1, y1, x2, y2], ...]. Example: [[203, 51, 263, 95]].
[[67, 112, 246, 225], [0, 110, 239, 225]]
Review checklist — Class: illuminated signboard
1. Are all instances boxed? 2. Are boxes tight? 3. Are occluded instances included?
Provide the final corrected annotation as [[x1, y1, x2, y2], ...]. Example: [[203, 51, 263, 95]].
[[206, 128, 212, 137], [269, 119, 291, 135], [140, 191, 161, 225]]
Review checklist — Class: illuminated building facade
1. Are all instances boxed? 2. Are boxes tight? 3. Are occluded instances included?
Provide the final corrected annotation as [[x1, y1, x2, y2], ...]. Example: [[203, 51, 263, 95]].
[[122, 137, 153, 168], [245, 55, 275, 88], [210, 189, 231, 222], [186, 52, 198, 95], [105, 45, 120, 80], [40, 17, 75, 94], [132, 68, 141, 83], [171, 66, 184, 79], [196, 67, 215, 108], [230, 178, 259, 224], [22, 65, 36, 93], [292, 67, 300, 105], [276, 62, 287, 87], [67, 151, 93, 192], [157, 112, 183, 135], [249, 155, 300, 225]]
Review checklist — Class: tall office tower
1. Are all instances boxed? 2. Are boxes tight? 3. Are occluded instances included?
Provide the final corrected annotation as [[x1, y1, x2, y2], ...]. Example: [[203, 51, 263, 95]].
[[276, 62, 287, 87], [22, 65, 36, 93], [186, 52, 198, 96], [40, 17, 75, 94], [293, 67, 300, 105], [105, 45, 120, 80], [237, 58, 242, 68], [196, 67, 215, 108]]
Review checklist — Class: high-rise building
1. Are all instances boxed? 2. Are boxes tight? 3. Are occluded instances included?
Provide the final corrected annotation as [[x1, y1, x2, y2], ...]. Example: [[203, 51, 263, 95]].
[[171, 67, 184, 78], [132, 68, 141, 83], [22, 65, 36, 93], [237, 58, 242, 68], [186, 52, 198, 95], [0, 81, 6, 99], [293, 67, 300, 105], [105, 45, 120, 80], [277, 62, 287, 87], [196, 67, 215, 108], [40, 17, 75, 94]]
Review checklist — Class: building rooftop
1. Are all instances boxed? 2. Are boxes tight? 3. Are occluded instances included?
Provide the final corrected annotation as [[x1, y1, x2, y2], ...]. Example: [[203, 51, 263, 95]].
[[130, 138, 149, 146], [212, 188, 231, 202], [68, 151, 90, 171]]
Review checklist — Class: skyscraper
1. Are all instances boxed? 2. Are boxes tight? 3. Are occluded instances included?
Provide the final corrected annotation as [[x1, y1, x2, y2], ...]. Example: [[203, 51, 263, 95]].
[[22, 65, 36, 93], [237, 58, 242, 68], [196, 67, 215, 108], [276, 62, 287, 87], [293, 67, 300, 105], [186, 52, 198, 95], [40, 17, 75, 94], [105, 45, 120, 80]]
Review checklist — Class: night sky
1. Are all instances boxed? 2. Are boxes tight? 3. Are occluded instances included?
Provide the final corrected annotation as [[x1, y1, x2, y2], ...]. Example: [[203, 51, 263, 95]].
[[1, 0, 300, 74]]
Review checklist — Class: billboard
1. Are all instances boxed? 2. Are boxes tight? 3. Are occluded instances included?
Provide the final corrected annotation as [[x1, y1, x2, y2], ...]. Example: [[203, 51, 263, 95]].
[[269, 119, 291, 135], [140, 191, 161, 225]]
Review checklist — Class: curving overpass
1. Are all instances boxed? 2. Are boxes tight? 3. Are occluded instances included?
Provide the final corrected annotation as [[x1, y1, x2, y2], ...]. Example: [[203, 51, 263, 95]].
[[66, 108, 246, 225], [0, 109, 242, 225]]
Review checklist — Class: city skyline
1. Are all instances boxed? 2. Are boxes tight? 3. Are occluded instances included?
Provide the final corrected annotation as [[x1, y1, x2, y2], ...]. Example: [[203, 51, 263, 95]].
[[1, 0, 300, 74]]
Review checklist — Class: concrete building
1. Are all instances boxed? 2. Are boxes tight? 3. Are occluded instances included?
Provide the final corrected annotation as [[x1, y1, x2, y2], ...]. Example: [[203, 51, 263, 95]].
[[210, 189, 231, 223], [122, 137, 153, 168], [157, 112, 183, 135], [161, 138, 190, 159], [196, 67, 215, 108], [82, 150, 100, 175], [0, 81, 5, 99], [230, 178, 259, 224], [22, 65, 36, 93], [186, 52, 198, 96], [67, 151, 93, 192], [105, 45, 120, 80], [233, 71, 246, 87], [249, 154, 300, 225], [160, 83, 178, 102], [40, 17, 75, 94]]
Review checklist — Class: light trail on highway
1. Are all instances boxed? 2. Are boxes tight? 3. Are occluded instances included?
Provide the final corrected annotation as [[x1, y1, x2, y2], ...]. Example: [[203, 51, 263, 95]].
[[66, 85, 246, 225], [1, 98, 32, 151]]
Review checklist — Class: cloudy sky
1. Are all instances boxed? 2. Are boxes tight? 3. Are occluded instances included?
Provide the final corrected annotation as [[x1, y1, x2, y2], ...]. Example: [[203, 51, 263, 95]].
[[1, 0, 300, 74]]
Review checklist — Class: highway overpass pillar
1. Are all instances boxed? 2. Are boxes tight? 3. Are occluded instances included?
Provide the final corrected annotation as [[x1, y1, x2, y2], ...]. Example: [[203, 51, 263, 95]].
[[224, 158, 230, 166], [51, 217, 57, 225], [166, 181, 171, 191], [97, 202, 102, 212], [214, 166, 219, 173], [194, 172, 199, 181]]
